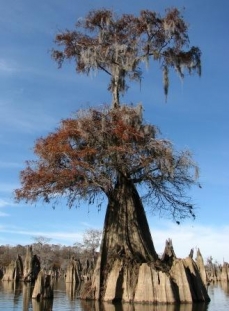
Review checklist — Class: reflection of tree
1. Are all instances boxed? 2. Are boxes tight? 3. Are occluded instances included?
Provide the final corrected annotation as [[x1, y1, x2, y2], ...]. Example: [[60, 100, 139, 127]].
[[1, 281, 22, 307], [0, 279, 210, 310], [80, 299, 99, 311], [80, 300, 209, 311], [220, 281, 229, 296], [22, 283, 33, 311], [32, 299, 53, 311], [1, 280, 16, 293], [12, 282, 23, 307], [65, 281, 81, 300]]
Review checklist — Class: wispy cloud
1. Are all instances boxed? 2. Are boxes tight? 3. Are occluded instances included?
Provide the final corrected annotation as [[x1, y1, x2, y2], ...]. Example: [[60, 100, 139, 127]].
[[0, 199, 11, 216], [0, 58, 19, 74], [0, 226, 83, 244], [0, 102, 58, 135], [0, 198, 12, 207], [80, 221, 101, 229]]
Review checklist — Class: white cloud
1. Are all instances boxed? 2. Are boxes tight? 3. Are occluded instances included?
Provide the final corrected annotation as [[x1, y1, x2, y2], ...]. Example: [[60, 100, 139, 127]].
[[151, 222, 229, 263]]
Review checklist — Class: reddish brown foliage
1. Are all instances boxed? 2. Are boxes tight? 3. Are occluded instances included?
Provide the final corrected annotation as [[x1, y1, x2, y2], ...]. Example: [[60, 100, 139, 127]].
[[15, 105, 198, 220]]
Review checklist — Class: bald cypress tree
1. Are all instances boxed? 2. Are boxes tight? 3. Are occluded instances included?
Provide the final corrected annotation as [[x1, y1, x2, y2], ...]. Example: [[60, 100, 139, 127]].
[[15, 9, 209, 303]]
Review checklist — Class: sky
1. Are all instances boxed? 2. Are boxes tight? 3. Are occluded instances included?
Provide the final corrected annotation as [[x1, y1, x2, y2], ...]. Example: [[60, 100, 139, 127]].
[[0, 0, 228, 263]]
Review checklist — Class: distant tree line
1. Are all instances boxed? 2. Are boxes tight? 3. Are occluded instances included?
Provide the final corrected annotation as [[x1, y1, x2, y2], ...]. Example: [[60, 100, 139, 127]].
[[0, 229, 102, 273]]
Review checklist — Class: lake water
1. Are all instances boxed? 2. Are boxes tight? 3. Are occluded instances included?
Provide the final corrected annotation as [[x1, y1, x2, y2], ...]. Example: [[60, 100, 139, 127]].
[[0, 279, 228, 311]]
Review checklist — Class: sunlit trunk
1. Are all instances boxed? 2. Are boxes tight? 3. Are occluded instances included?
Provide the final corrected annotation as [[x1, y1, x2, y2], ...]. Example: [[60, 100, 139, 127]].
[[101, 174, 158, 263], [81, 174, 210, 303], [90, 174, 158, 301]]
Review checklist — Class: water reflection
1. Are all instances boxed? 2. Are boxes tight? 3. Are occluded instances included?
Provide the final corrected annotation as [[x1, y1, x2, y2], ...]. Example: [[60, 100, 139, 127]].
[[1, 281, 23, 308], [66, 280, 81, 300], [22, 282, 33, 311], [1, 279, 228, 311], [220, 281, 229, 296], [1, 279, 21, 293], [32, 298, 53, 311], [80, 300, 209, 311]]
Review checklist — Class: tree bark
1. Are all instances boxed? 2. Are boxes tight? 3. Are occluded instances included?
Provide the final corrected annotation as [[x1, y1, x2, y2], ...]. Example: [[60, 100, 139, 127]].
[[81, 174, 210, 303], [86, 174, 159, 301], [101, 175, 158, 263], [111, 65, 122, 109]]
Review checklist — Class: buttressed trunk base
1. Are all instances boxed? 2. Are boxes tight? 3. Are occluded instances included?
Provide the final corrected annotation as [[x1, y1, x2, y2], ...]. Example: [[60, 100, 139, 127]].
[[80, 177, 210, 303]]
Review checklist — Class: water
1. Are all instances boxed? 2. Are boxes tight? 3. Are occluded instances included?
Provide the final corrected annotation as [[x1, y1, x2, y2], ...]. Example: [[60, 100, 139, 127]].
[[0, 279, 228, 311]]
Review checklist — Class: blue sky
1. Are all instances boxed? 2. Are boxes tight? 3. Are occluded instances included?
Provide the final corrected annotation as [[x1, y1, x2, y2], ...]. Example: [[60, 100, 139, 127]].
[[0, 0, 228, 263]]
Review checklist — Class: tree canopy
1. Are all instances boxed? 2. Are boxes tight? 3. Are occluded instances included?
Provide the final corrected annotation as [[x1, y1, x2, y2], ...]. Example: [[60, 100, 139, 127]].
[[52, 8, 201, 107], [15, 105, 198, 222]]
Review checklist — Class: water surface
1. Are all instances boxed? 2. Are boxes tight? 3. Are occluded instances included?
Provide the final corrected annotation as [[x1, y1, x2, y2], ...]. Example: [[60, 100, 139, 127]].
[[0, 279, 228, 311]]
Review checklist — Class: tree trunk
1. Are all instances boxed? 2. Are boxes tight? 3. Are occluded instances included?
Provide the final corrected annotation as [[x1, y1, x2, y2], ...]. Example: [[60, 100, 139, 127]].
[[81, 174, 210, 303], [111, 65, 122, 109], [101, 175, 158, 264], [83, 175, 159, 301], [111, 79, 120, 109]]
